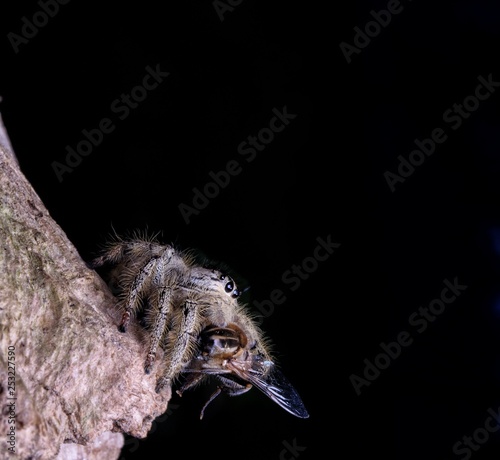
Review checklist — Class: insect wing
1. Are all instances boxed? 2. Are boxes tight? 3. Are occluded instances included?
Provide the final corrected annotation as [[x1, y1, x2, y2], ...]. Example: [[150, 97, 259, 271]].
[[235, 359, 309, 419], [253, 365, 309, 418]]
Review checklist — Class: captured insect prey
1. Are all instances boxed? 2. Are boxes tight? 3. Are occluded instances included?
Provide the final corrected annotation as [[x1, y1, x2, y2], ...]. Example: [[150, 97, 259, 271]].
[[91, 235, 309, 419]]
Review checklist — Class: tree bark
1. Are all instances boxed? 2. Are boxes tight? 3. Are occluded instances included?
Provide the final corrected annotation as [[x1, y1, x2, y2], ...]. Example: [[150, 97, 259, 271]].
[[0, 118, 170, 459]]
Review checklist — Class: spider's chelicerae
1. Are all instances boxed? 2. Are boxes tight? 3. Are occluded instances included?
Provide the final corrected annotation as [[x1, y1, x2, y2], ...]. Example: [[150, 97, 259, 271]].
[[91, 235, 308, 419]]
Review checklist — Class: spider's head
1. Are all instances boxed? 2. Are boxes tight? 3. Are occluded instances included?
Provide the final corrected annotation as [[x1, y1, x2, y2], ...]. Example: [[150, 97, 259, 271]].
[[190, 266, 241, 298]]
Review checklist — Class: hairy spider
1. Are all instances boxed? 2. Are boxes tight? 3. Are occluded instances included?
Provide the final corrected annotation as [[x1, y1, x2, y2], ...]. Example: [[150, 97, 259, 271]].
[[91, 235, 308, 418]]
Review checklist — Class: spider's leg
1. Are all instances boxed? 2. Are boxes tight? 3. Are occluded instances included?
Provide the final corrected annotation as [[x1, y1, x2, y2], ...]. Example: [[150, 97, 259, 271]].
[[89, 241, 128, 268], [119, 256, 158, 332], [144, 247, 177, 372], [91, 239, 164, 269], [156, 299, 200, 393], [144, 286, 172, 374]]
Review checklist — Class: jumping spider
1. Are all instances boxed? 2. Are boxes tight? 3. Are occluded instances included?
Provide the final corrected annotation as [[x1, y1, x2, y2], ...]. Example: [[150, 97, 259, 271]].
[[91, 236, 308, 419]]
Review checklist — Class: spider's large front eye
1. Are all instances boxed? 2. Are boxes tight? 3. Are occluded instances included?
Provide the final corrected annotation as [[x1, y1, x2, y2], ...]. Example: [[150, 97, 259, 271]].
[[223, 278, 240, 298]]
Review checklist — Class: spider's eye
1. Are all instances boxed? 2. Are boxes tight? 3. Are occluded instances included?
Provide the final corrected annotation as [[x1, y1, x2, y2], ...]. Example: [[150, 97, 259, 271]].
[[221, 274, 239, 297], [225, 281, 234, 293]]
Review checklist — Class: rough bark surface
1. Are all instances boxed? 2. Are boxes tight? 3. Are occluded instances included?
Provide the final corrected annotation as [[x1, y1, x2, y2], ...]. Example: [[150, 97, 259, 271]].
[[0, 123, 170, 459]]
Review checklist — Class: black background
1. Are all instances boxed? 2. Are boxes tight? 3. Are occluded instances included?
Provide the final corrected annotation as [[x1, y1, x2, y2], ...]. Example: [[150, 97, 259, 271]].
[[1, 1, 500, 459]]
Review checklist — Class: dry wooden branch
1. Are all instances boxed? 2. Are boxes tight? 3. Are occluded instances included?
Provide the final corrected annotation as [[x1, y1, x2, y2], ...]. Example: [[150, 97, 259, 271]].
[[0, 119, 170, 460]]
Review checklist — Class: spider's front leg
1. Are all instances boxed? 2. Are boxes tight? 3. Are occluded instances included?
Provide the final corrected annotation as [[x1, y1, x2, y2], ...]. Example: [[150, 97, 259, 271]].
[[155, 298, 202, 393]]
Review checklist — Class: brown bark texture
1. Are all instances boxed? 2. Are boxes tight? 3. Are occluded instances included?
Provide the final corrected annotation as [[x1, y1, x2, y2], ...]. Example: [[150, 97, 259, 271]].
[[0, 121, 171, 459]]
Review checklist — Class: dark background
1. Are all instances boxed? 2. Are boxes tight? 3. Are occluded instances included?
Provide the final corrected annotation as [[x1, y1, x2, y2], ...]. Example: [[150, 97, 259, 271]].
[[1, 1, 500, 459]]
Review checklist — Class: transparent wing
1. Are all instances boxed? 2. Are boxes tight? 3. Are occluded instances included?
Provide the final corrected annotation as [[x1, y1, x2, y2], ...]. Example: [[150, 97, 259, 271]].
[[229, 357, 309, 418]]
